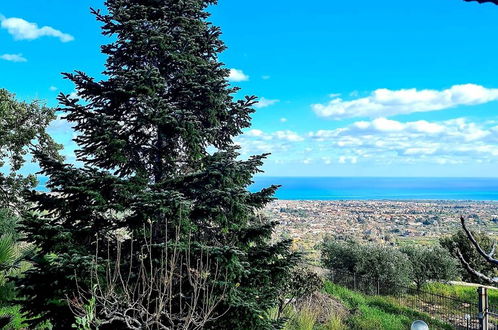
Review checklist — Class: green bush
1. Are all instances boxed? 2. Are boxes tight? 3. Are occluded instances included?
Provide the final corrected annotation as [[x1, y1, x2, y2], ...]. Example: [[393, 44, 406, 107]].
[[401, 245, 459, 289], [321, 239, 412, 293]]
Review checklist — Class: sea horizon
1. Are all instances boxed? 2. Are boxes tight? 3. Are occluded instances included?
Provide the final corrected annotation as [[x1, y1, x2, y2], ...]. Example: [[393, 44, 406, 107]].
[[249, 176, 498, 201], [37, 176, 498, 201]]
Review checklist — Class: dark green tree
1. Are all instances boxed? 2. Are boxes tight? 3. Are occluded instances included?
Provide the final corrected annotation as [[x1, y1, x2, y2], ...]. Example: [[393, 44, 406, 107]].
[[20, 0, 296, 329], [401, 245, 458, 289], [464, 0, 498, 4]]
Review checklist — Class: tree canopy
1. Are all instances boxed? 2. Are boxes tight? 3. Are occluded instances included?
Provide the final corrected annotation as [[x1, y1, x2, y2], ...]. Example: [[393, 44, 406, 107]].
[[0, 89, 61, 211], [19, 1, 297, 329]]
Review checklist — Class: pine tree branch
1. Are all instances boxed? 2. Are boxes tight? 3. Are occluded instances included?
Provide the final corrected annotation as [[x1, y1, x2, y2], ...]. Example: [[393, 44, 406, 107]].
[[464, 0, 498, 4]]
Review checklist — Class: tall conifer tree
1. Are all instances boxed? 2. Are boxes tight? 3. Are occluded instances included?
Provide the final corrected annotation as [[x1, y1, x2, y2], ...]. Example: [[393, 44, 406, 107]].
[[20, 0, 297, 328]]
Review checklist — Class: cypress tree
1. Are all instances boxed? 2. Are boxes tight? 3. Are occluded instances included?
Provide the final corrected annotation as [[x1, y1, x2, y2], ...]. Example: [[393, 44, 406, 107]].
[[20, 1, 297, 328]]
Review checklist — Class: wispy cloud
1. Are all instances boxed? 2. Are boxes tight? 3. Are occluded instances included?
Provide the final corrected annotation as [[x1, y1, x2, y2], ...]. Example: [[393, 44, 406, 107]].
[[228, 68, 249, 82], [0, 16, 74, 42], [313, 84, 498, 120], [237, 117, 498, 166], [0, 53, 27, 62], [254, 97, 279, 109], [309, 117, 498, 164]]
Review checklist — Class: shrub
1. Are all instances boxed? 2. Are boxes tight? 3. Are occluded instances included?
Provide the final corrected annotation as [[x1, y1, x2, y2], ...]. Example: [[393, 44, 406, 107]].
[[401, 245, 459, 289], [321, 239, 412, 294]]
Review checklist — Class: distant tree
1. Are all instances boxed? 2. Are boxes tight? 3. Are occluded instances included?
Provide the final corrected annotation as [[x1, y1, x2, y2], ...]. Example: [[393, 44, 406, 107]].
[[401, 245, 459, 289], [0, 89, 61, 211], [321, 239, 412, 293], [440, 222, 498, 284], [19, 0, 297, 328]]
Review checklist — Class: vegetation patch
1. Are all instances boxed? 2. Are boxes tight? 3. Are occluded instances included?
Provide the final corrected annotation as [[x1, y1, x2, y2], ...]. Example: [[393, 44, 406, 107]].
[[323, 282, 453, 330]]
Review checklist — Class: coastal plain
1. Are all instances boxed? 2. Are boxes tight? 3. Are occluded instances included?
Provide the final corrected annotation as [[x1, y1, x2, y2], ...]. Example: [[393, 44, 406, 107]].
[[266, 200, 498, 252]]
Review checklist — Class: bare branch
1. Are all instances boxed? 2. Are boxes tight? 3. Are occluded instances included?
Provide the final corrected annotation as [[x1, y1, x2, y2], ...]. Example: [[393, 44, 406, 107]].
[[68, 224, 229, 329], [460, 216, 498, 265], [455, 248, 498, 284]]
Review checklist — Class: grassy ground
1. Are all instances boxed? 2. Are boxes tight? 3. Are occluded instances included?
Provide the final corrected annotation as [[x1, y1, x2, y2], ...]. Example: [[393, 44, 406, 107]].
[[396, 236, 440, 247], [423, 282, 498, 306], [322, 282, 453, 330]]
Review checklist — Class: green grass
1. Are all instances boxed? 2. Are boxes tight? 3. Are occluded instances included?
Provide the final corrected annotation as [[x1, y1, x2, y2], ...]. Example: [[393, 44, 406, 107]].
[[422, 282, 498, 306], [281, 307, 348, 330], [323, 281, 453, 330], [396, 237, 439, 247]]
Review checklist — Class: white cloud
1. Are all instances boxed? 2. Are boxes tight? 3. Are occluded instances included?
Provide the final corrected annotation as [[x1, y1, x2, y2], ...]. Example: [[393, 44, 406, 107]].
[[312, 84, 498, 120], [280, 117, 288, 123], [245, 129, 266, 138], [274, 130, 304, 142], [237, 129, 304, 156], [322, 157, 332, 165], [255, 97, 279, 109], [1, 17, 74, 42], [228, 68, 249, 82], [49, 86, 57, 91], [338, 156, 358, 164], [309, 117, 498, 164], [237, 117, 498, 167], [0, 53, 26, 62]]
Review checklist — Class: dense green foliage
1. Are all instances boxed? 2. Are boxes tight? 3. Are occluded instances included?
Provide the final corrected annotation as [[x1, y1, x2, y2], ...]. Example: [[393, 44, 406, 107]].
[[321, 239, 412, 293], [19, 0, 296, 328], [400, 245, 459, 289], [441, 229, 498, 283], [0, 90, 58, 328], [0, 89, 61, 211], [321, 239, 459, 292]]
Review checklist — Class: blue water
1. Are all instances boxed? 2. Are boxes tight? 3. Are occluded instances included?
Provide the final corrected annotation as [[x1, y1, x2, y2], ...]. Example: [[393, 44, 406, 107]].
[[248, 177, 498, 201], [38, 176, 498, 201]]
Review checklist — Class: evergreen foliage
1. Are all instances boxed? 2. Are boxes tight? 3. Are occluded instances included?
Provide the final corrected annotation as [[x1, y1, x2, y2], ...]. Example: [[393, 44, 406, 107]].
[[19, 0, 297, 328]]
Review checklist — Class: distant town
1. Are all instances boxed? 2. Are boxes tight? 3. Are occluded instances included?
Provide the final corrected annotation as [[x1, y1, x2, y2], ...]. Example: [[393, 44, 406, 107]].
[[266, 200, 498, 250]]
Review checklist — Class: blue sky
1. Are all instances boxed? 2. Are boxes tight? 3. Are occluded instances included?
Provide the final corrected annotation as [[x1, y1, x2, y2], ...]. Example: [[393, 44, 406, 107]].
[[2, 0, 498, 177]]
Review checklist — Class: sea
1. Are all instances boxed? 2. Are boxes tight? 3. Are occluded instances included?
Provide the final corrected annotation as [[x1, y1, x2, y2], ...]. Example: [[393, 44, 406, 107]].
[[38, 176, 498, 201], [248, 177, 498, 201]]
